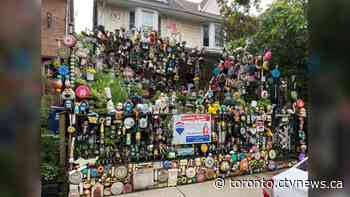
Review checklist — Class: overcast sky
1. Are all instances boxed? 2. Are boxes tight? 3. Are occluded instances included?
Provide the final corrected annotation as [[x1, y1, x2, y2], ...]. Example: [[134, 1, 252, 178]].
[[74, 0, 274, 33]]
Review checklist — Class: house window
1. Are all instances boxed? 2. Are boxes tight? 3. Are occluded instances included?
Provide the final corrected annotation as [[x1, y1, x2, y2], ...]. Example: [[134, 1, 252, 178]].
[[129, 11, 135, 30], [205, 23, 224, 48], [134, 8, 159, 37], [215, 24, 224, 48], [203, 24, 209, 47], [142, 10, 155, 34]]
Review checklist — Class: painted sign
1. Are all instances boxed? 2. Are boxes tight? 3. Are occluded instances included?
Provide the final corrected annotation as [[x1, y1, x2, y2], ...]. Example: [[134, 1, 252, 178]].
[[256, 116, 265, 132], [172, 114, 212, 145]]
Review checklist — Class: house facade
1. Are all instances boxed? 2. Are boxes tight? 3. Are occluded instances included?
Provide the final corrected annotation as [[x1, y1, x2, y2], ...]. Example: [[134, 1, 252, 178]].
[[95, 0, 224, 51]]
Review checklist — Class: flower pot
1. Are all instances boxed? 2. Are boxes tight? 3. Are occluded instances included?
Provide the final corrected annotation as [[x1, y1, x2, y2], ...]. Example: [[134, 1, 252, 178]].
[[86, 72, 94, 81]]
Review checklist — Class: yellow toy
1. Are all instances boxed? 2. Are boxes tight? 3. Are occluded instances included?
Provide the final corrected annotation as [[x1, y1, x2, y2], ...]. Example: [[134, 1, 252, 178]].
[[208, 101, 220, 114], [266, 128, 273, 137], [263, 61, 269, 71]]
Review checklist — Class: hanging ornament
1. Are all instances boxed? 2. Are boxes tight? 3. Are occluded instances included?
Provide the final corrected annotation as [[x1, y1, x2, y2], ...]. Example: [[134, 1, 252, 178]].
[[263, 51, 272, 61], [271, 67, 280, 79], [53, 78, 63, 92], [200, 144, 208, 154], [63, 34, 77, 48], [262, 61, 269, 70], [296, 99, 305, 108], [58, 64, 70, 76]]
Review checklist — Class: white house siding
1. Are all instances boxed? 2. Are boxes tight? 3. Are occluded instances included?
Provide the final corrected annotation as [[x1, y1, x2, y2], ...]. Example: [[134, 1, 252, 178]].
[[160, 16, 203, 48], [97, 4, 203, 48], [202, 0, 220, 15], [97, 3, 129, 31]]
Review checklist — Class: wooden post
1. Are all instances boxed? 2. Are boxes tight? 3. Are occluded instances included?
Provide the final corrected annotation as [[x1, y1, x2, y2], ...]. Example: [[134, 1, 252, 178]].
[[59, 112, 66, 167]]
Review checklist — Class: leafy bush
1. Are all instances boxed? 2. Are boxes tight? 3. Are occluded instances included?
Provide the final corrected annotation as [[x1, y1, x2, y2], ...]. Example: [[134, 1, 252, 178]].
[[41, 94, 54, 128], [40, 132, 61, 183]]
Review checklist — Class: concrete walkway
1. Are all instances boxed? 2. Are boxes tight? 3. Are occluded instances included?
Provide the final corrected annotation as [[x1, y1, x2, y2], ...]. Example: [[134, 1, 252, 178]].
[[119, 169, 286, 197]]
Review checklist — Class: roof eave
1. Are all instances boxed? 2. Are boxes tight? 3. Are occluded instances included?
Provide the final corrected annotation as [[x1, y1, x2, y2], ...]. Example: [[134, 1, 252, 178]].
[[107, 0, 222, 22]]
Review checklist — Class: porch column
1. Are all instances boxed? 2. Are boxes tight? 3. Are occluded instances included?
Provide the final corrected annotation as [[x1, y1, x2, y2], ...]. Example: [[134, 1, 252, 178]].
[[209, 22, 216, 48]]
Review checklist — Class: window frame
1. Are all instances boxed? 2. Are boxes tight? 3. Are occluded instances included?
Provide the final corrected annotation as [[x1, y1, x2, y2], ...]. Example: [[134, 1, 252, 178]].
[[141, 9, 157, 35], [202, 24, 209, 47], [214, 23, 224, 48]]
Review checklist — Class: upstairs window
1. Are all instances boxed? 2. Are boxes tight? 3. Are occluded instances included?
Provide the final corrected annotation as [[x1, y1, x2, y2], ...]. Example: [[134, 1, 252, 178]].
[[203, 24, 209, 47], [129, 11, 135, 30], [215, 24, 224, 48], [142, 10, 155, 35]]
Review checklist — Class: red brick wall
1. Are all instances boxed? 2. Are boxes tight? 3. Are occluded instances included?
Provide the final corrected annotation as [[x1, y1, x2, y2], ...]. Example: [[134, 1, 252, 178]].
[[41, 0, 66, 57]]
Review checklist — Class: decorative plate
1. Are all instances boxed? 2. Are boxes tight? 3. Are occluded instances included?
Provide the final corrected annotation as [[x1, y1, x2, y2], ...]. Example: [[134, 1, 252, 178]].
[[254, 152, 261, 160], [268, 149, 277, 160], [139, 117, 148, 128], [124, 117, 135, 129], [163, 160, 172, 169], [63, 35, 77, 47], [115, 166, 128, 180], [111, 182, 124, 195], [219, 161, 230, 172], [75, 85, 91, 99], [240, 127, 246, 135], [69, 171, 82, 185], [205, 157, 214, 168]]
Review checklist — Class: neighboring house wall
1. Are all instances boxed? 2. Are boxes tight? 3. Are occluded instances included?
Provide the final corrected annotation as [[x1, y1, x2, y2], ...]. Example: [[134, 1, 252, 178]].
[[97, 3, 129, 31], [41, 0, 66, 57]]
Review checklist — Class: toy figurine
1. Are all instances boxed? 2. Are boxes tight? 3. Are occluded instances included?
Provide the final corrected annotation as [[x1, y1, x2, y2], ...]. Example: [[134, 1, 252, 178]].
[[124, 100, 134, 116], [159, 93, 170, 113], [208, 101, 220, 114], [61, 88, 75, 111]]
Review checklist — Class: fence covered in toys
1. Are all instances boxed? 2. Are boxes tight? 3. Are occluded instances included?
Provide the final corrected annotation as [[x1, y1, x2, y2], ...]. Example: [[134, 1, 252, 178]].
[[44, 27, 307, 196]]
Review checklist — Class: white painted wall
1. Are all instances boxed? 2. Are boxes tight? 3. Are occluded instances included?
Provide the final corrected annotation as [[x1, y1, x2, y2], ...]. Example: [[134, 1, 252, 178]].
[[160, 16, 202, 48], [74, 0, 94, 33], [202, 0, 220, 15], [97, 3, 130, 32]]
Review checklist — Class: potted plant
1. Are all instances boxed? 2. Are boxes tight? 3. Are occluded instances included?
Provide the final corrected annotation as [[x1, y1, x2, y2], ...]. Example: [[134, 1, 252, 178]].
[[86, 66, 96, 81]]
